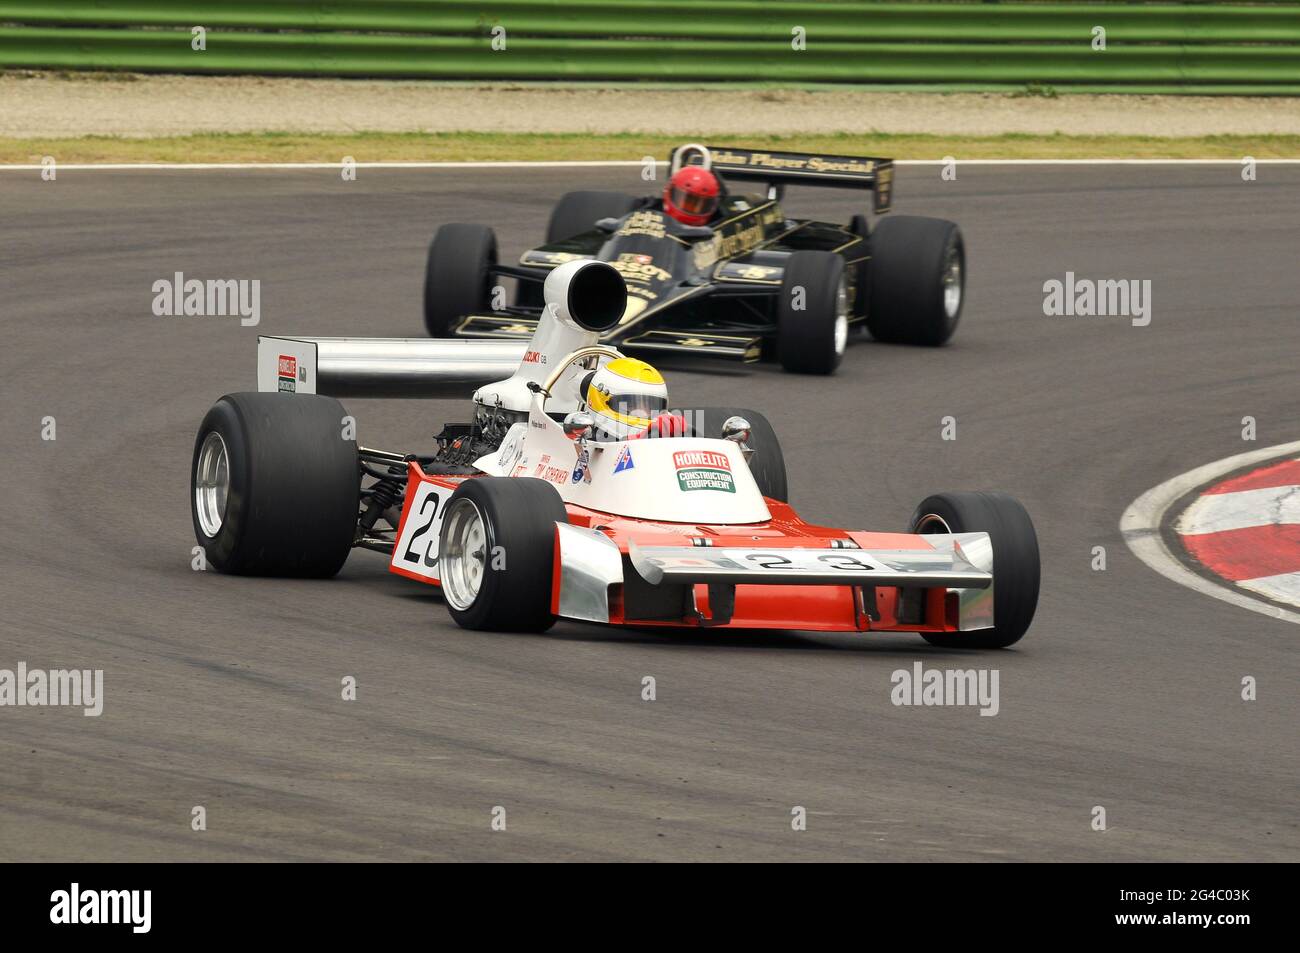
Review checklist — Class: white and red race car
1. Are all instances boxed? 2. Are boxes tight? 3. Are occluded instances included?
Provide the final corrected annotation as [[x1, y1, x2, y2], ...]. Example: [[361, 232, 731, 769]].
[[191, 261, 1038, 647]]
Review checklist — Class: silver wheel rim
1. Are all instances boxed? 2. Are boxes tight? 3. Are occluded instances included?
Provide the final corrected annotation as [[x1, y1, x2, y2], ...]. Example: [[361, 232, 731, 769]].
[[833, 277, 849, 355], [942, 248, 963, 320], [440, 498, 489, 611], [915, 513, 952, 535], [194, 431, 230, 537]]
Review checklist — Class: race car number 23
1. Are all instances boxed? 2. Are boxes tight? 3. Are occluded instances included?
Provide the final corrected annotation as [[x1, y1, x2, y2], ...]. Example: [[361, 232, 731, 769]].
[[391, 483, 444, 581], [743, 552, 876, 572]]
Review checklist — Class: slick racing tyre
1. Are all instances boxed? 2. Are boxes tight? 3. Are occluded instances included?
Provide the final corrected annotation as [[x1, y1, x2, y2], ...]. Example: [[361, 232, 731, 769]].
[[908, 492, 1040, 649], [546, 190, 639, 243], [424, 223, 498, 337], [678, 407, 789, 503], [437, 477, 568, 632], [777, 250, 849, 375], [867, 215, 964, 347], [192, 392, 359, 577]]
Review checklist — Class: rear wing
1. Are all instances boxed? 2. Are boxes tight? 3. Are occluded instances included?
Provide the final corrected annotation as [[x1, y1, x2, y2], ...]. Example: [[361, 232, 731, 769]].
[[677, 145, 894, 213], [257, 335, 526, 399]]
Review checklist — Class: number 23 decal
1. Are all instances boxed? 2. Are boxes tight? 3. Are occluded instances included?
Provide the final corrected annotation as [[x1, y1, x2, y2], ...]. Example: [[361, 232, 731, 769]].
[[392, 484, 444, 580], [743, 552, 874, 571]]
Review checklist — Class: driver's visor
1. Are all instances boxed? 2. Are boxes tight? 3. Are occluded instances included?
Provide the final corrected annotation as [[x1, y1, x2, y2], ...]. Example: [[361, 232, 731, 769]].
[[589, 388, 668, 427], [670, 186, 718, 217]]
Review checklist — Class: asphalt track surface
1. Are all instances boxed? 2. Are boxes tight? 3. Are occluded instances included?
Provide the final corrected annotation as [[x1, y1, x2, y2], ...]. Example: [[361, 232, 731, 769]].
[[1, 165, 1296, 862]]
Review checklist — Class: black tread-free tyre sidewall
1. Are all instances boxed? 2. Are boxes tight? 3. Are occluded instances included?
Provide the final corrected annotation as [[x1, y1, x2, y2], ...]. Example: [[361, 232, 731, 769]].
[[909, 491, 1040, 649], [546, 190, 638, 243], [440, 477, 568, 632], [676, 407, 788, 503], [777, 251, 846, 375], [192, 393, 358, 577], [868, 215, 964, 347], [424, 223, 498, 337]]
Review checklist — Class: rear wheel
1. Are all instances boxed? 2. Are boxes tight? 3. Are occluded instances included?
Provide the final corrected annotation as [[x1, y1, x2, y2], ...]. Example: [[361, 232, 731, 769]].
[[868, 215, 964, 346], [546, 190, 638, 243], [438, 477, 568, 632], [908, 491, 1039, 649], [424, 223, 497, 337], [677, 407, 788, 503], [777, 250, 848, 375], [191, 393, 359, 577]]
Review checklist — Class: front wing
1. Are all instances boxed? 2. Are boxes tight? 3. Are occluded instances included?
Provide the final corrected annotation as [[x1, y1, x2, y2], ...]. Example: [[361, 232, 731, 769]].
[[552, 524, 995, 633]]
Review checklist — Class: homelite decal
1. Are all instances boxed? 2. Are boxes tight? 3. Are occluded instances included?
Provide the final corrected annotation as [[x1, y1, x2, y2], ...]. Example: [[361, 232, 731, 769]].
[[673, 449, 734, 493], [277, 354, 296, 393]]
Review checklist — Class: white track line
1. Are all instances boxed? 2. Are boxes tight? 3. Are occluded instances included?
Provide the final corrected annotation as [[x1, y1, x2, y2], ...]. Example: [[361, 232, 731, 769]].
[[1, 159, 1299, 172], [0, 160, 649, 171], [1120, 440, 1300, 625]]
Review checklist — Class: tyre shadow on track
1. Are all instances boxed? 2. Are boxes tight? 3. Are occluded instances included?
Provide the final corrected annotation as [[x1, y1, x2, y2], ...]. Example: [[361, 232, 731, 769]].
[[544, 624, 1025, 656]]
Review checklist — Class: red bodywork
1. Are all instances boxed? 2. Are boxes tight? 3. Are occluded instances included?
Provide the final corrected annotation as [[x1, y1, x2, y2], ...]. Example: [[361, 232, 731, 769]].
[[391, 463, 964, 633]]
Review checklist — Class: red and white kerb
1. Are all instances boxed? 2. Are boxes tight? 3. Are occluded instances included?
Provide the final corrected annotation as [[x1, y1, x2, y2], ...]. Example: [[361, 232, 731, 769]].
[[1176, 456, 1300, 608]]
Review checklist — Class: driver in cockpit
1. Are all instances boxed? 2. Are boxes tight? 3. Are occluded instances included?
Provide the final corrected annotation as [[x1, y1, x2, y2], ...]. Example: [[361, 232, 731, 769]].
[[578, 357, 689, 440]]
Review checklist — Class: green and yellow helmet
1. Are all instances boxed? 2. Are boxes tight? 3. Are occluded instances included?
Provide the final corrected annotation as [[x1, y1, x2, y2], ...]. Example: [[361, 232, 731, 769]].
[[582, 357, 668, 440]]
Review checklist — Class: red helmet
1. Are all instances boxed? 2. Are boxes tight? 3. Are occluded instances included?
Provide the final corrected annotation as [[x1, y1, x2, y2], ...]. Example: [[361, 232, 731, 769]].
[[663, 166, 720, 226]]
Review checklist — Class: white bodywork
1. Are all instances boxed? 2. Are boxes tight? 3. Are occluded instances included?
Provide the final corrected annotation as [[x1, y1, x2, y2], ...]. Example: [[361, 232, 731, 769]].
[[471, 260, 611, 415], [475, 394, 771, 524]]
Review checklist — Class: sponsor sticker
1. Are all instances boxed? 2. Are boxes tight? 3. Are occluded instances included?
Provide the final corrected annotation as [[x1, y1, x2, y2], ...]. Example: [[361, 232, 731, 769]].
[[613, 445, 635, 474], [533, 453, 569, 486], [277, 354, 296, 393], [496, 424, 525, 472], [673, 449, 734, 493], [572, 448, 592, 484], [611, 256, 672, 283], [617, 210, 667, 239]]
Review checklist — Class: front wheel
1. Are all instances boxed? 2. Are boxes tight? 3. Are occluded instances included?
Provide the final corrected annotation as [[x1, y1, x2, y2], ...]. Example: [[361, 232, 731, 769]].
[[908, 491, 1039, 649], [191, 392, 359, 577], [424, 223, 497, 337], [438, 477, 568, 632], [776, 250, 848, 375]]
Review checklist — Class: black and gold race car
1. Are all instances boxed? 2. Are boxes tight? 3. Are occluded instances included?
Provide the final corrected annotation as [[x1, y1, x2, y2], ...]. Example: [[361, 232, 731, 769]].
[[422, 144, 965, 375]]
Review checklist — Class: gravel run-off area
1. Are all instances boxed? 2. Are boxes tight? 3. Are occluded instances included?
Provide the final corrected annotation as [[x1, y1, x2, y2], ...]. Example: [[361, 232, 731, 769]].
[[4, 72, 1300, 139]]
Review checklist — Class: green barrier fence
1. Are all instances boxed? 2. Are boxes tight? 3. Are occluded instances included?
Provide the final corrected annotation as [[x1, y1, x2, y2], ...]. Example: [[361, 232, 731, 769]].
[[1, 1, 1298, 92]]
